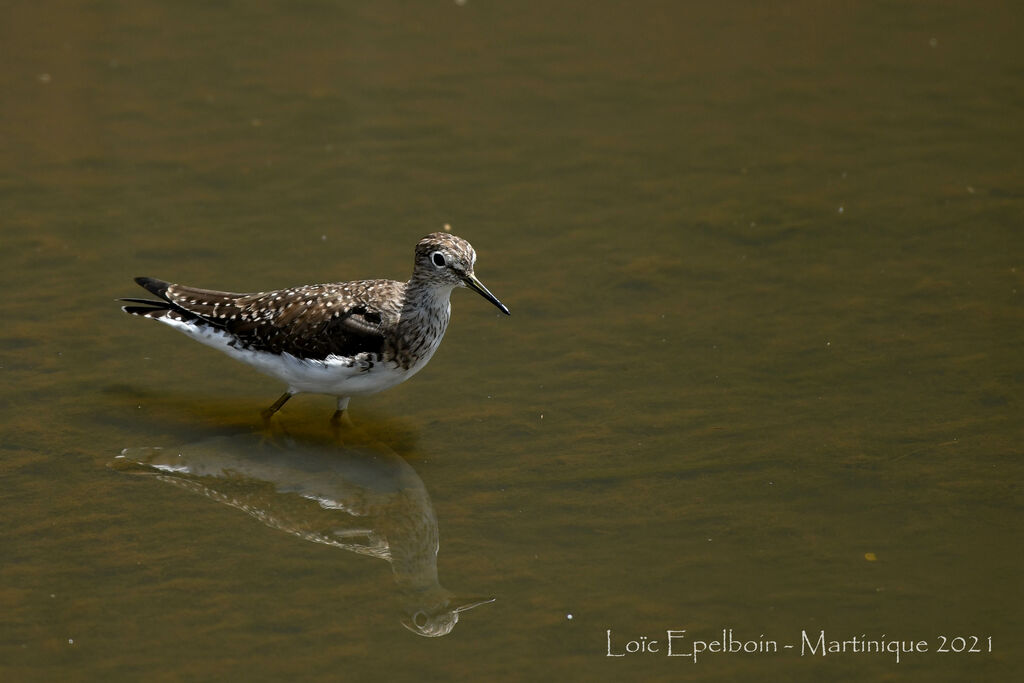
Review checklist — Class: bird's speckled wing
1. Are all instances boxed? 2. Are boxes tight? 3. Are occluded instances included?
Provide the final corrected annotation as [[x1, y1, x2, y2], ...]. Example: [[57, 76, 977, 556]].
[[126, 277, 404, 361]]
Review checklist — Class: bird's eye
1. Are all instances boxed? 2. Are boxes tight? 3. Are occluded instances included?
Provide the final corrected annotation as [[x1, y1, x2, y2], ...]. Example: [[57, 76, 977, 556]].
[[431, 252, 446, 268]]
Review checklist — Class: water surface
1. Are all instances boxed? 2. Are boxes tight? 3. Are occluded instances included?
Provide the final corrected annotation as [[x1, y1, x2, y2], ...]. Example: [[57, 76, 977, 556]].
[[1, 1, 1021, 680]]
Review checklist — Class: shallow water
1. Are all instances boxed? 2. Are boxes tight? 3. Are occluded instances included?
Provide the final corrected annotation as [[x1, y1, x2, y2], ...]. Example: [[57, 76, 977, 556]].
[[2, 1, 1021, 680]]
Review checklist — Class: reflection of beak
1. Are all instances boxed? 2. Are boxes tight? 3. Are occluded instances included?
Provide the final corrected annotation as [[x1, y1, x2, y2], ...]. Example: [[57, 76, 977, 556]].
[[453, 596, 496, 613], [463, 273, 510, 315]]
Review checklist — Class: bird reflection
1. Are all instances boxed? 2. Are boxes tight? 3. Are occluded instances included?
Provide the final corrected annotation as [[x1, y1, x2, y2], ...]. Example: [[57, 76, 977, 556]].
[[111, 429, 493, 637]]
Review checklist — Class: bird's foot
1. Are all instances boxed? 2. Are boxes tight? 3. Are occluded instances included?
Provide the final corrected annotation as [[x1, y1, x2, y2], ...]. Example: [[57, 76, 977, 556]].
[[331, 409, 354, 428], [330, 408, 358, 444], [260, 392, 294, 426]]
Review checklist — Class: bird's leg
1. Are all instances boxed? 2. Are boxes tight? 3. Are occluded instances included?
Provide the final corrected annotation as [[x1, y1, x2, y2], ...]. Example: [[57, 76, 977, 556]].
[[330, 396, 352, 428], [261, 392, 293, 423], [329, 397, 353, 445]]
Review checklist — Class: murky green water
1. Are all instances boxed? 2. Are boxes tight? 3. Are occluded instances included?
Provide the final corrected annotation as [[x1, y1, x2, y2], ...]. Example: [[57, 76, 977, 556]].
[[2, 1, 1021, 680]]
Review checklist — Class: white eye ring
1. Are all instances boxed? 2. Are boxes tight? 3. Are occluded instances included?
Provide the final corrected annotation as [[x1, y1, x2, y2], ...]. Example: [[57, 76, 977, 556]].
[[430, 251, 446, 268]]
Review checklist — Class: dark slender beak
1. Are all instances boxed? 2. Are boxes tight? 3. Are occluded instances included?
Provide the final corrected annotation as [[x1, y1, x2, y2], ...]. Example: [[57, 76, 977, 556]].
[[464, 273, 510, 315]]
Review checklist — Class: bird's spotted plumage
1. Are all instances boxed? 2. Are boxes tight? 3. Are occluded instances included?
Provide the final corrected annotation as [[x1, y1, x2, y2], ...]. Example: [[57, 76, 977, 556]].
[[121, 233, 509, 421]]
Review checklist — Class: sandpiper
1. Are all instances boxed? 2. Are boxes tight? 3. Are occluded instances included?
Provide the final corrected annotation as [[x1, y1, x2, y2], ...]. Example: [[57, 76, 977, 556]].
[[121, 232, 509, 422]]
